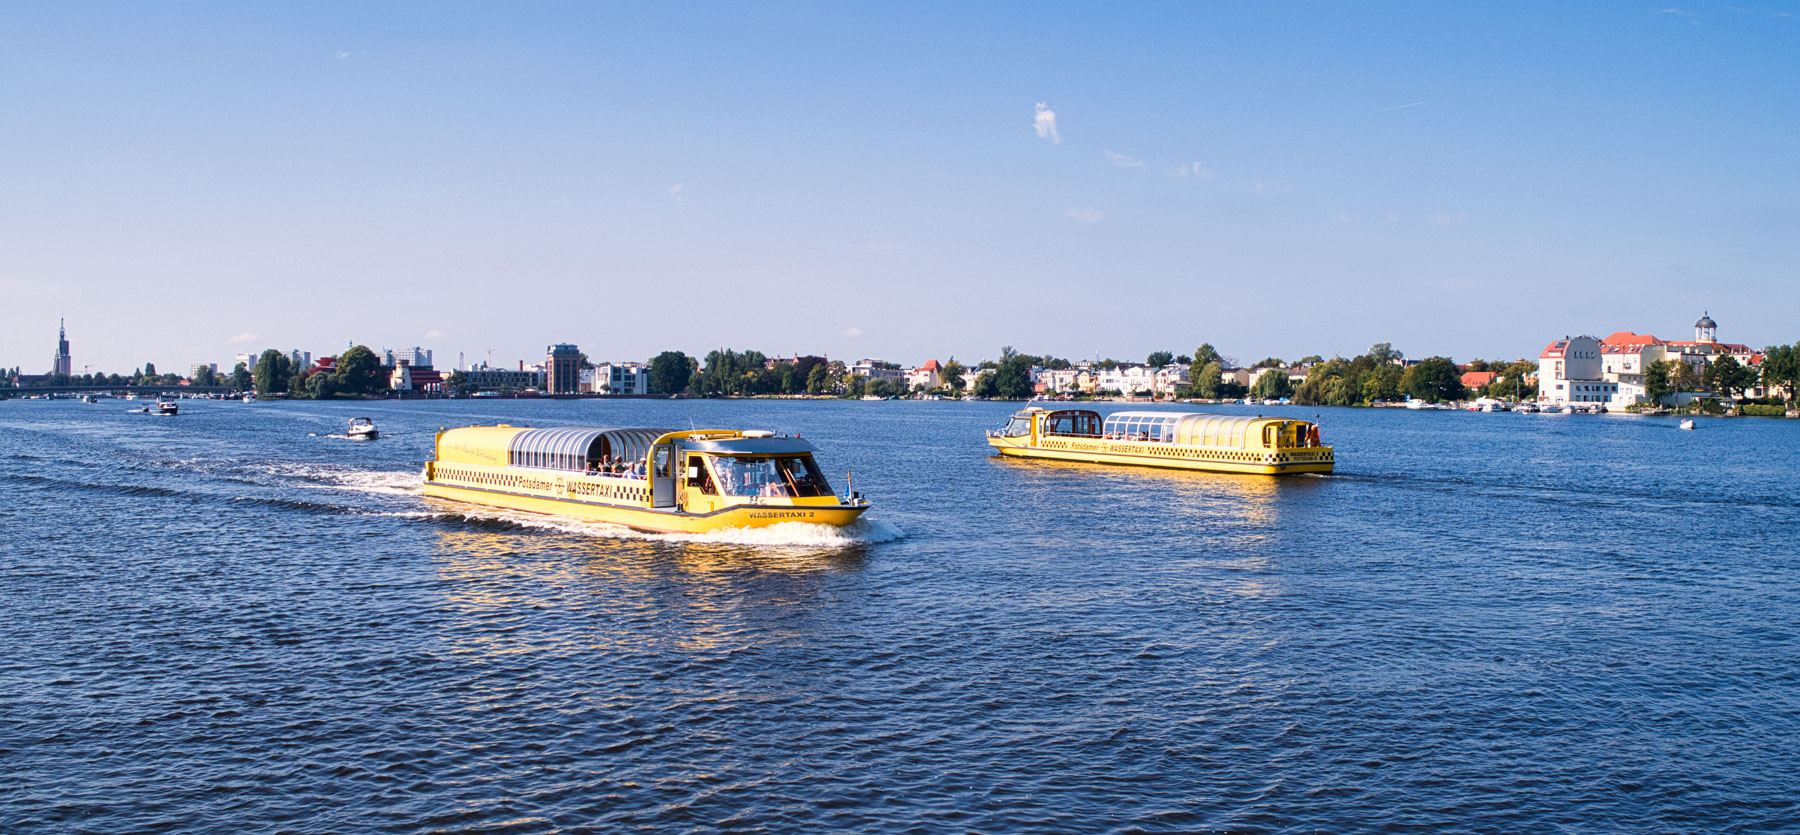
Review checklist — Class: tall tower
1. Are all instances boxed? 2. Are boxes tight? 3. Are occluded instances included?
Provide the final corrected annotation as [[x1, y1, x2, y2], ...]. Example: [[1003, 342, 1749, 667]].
[[52, 319, 72, 376], [546, 344, 582, 394], [1694, 311, 1718, 344]]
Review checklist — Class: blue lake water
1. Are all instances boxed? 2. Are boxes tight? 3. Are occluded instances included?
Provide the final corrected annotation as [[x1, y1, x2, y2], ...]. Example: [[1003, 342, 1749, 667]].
[[4, 398, 1798, 833]]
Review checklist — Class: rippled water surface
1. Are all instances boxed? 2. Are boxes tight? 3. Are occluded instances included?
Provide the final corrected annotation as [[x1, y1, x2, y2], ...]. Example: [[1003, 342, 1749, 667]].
[[4, 398, 1798, 833]]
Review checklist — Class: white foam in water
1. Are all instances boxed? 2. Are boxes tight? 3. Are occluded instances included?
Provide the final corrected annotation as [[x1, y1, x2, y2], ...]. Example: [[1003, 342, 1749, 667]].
[[418, 505, 904, 548], [270, 463, 422, 497]]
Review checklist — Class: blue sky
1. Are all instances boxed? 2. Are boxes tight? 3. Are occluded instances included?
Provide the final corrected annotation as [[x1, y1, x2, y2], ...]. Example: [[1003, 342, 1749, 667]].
[[3, 2, 1796, 373]]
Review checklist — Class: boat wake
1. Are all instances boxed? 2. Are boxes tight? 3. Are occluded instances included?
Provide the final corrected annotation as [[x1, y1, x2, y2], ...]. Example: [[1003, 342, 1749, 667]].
[[408, 505, 905, 548], [270, 463, 422, 497]]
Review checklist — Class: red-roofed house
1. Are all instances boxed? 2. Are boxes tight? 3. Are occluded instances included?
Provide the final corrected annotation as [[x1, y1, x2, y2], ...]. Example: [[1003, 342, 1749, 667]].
[[1460, 371, 1498, 392], [906, 359, 944, 390]]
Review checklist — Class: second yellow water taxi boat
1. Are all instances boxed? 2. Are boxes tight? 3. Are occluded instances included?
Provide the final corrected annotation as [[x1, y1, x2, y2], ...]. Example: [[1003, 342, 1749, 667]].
[[423, 424, 870, 533], [986, 408, 1333, 475]]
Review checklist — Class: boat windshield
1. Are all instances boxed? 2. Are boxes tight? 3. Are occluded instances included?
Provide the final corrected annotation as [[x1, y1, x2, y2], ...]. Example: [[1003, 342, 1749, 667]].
[[1000, 416, 1033, 437], [709, 456, 834, 498]]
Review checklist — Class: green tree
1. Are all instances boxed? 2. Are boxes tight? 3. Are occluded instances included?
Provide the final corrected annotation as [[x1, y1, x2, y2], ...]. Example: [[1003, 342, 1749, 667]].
[[992, 351, 1036, 399], [334, 345, 384, 395], [940, 358, 966, 392], [805, 363, 830, 394], [143, 362, 157, 378], [1404, 357, 1464, 403], [191, 365, 217, 387], [254, 350, 292, 394], [1643, 359, 1677, 406], [1759, 344, 1799, 408], [971, 371, 999, 399], [1671, 359, 1702, 394], [1296, 355, 1323, 366], [1252, 357, 1285, 369], [1367, 343, 1403, 366], [445, 370, 475, 396], [306, 369, 340, 398], [1147, 350, 1173, 367], [1191, 361, 1223, 399], [1251, 368, 1293, 399], [231, 362, 253, 391], [647, 351, 694, 394], [1192, 343, 1223, 369]]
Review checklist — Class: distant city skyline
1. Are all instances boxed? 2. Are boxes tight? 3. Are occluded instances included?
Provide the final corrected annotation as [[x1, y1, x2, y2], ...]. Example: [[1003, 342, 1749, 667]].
[[4, 3, 1796, 372]]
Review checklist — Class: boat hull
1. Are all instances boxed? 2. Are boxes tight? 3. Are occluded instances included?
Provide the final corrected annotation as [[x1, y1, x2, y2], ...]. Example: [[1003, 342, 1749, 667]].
[[988, 437, 1332, 475], [422, 480, 868, 534]]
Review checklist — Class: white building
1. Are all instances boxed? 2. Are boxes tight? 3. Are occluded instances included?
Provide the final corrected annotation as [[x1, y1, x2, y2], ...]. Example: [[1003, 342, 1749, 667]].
[[1038, 367, 1082, 393], [905, 360, 944, 390], [848, 359, 906, 383], [1538, 335, 1617, 407], [591, 362, 648, 395], [383, 347, 433, 369]]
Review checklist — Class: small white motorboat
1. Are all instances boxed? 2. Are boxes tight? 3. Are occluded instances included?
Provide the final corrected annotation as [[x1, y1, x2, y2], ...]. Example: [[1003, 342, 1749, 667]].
[[1679, 419, 1695, 431], [347, 417, 379, 439], [242, 393, 256, 403], [154, 399, 179, 415]]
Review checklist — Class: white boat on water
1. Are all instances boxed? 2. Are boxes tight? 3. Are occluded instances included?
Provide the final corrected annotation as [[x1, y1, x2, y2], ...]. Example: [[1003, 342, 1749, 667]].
[[347, 417, 379, 439], [1679, 419, 1696, 430], [154, 399, 178, 415], [242, 393, 256, 403]]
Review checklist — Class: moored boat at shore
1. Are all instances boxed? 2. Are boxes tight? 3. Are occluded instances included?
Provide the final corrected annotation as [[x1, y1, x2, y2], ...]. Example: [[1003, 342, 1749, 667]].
[[986, 408, 1333, 475], [422, 424, 871, 533]]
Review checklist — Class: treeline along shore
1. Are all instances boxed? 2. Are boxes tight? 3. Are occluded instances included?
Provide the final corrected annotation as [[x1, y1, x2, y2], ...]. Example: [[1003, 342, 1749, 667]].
[[10, 339, 1800, 416]]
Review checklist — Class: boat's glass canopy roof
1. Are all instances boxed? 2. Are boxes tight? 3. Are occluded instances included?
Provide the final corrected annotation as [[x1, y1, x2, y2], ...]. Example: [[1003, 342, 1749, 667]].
[[1103, 411, 1273, 447], [508, 427, 671, 471], [684, 437, 817, 456]]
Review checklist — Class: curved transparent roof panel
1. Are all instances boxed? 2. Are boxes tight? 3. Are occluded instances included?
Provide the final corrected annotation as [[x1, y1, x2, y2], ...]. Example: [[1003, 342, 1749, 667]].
[[1102, 411, 1269, 449], [507, 427, 673, 471]]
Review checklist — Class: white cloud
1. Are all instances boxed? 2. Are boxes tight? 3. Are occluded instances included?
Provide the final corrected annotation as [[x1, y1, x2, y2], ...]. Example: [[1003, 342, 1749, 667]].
[[1170, 161, 1214, 179], [424, 330, 448, 339], [1427, 212, 1466, 226], [668, 184, 685, 202], [1034, 102, 1060, 143], [1064, 207, 1103, 224], [227, 331, 260, 344], [1372, 100, 1427, 113], [840, 327, 864, 338], [335, 50, 351, 59], [1104, 151, 1144, 168]]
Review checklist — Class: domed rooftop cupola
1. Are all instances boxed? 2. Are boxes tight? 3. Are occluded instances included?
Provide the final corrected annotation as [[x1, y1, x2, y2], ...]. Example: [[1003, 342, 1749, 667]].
[[1695, 311, 1717, 344]]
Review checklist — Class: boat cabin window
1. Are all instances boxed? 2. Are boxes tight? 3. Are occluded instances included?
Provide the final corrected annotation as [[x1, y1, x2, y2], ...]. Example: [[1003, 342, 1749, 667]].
[[1044, 411, 1101, 437], [709, 456, 833, 498], [685, 455, 718, 494], [1001, 416, 1033, 437]]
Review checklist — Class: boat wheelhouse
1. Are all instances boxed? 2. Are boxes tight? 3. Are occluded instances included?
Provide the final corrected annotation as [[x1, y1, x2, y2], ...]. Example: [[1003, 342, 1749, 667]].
[[422, 424, 869, 533], [986, 408, 1332, 475]]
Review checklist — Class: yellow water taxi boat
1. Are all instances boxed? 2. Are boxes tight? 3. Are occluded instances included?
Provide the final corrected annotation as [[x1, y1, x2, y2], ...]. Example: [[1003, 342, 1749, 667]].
[[986, 408, 1333, 475], [423, 424, 870, 533]]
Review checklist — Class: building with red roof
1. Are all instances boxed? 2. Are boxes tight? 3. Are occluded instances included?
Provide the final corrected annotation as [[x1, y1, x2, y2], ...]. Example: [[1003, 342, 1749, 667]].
[[1460, 371, 1498, 392]]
